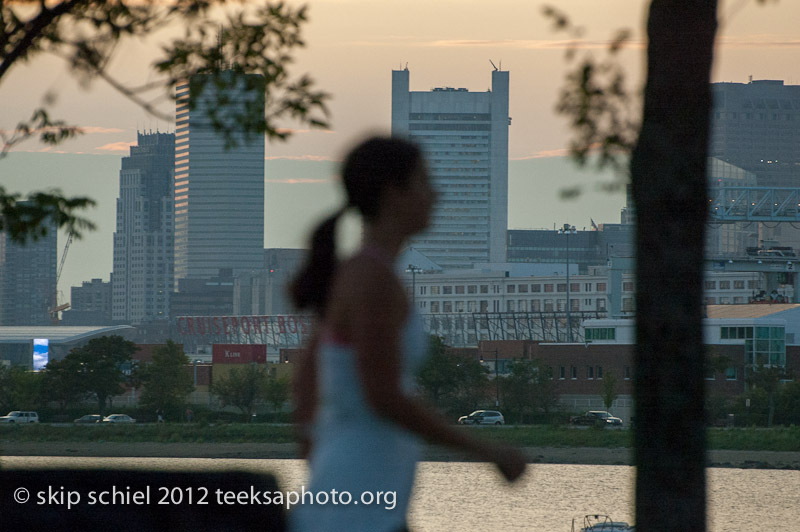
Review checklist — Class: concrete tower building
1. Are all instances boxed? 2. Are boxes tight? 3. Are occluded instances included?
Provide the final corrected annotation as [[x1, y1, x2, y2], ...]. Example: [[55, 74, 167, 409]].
[[392, 68, 509, 269], [173, 73, 265, 286], [0, 206, 57, 325], [112, 131, 175, 324]]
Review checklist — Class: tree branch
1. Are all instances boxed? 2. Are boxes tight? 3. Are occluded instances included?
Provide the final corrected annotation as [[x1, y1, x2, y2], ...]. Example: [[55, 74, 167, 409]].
[[0, 0, 85, 81]]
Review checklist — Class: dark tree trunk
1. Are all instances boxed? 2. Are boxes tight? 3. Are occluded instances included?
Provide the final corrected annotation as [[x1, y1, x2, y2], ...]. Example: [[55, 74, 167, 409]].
[[631, 1, 718, 531]]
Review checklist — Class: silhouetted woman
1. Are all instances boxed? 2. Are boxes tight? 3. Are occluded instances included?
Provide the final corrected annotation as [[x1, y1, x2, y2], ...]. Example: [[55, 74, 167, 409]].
[[289, 136, 526, 532]]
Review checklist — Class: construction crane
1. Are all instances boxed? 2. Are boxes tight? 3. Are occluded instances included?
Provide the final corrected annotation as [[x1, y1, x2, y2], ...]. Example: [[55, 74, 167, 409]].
[[49, 232, 73, 323]]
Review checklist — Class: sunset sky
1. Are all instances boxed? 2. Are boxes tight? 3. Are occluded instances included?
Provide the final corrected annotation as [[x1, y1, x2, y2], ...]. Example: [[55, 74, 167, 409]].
[[5, 0, 800, 159], [3, 0, 800, 294]]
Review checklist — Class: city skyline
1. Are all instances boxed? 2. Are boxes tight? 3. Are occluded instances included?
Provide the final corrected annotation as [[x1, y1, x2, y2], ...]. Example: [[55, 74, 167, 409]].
[[4, 0, 800, 299]]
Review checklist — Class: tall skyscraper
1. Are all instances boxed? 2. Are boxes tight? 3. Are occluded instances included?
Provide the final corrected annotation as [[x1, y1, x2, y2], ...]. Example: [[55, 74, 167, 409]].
[[0, 206, 56, 325], [173, 72, 266, 285], [711, 79, 800, 187], [392, 68, 510, 269], [112, 131, 175, 324]]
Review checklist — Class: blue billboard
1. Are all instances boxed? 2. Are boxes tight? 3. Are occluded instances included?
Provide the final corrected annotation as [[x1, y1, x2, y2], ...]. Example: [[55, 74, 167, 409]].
[[32, 339, 49, 371]]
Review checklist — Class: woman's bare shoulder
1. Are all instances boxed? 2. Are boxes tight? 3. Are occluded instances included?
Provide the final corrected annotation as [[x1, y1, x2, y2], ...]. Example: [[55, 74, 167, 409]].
[[327, 254, 406, 320], [336, 254, 402, 295]]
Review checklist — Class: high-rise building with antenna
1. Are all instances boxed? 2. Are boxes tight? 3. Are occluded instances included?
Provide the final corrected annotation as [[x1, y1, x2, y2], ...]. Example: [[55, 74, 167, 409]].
[[392, 67, 509, 268], [173, 72, 265, 285]]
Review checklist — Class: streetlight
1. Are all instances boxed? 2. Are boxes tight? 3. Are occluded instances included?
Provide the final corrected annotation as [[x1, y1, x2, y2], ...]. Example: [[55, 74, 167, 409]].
[[193, 359, 203, 404], [480, 349, 500, 407], [558, 223, 577, 342], [406, 264, 423, 308]]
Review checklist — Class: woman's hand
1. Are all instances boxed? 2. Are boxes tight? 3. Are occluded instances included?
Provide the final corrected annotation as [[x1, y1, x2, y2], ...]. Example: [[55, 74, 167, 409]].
[[485, 443, 528, 482]]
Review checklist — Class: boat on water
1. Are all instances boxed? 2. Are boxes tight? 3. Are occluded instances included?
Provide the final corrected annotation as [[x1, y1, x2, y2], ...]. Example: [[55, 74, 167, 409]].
[[571, 514, 635, 531]]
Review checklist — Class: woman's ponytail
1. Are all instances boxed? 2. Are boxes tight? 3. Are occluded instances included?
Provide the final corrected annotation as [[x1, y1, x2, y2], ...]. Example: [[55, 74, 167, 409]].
[[289, 208, 345, 314]]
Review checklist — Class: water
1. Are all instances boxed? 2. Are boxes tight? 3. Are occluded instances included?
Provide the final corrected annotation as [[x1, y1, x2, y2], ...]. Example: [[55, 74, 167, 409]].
[[3, 457, 799, 531]]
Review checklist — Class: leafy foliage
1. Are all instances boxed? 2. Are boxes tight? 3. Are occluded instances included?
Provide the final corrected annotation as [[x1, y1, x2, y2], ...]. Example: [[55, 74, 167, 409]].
[[263, 372, 290, 412], [136, 340, 194, 417], [501, 359, 558, 424], [0, 0, 329, 243], [415, 336, 489, 417], [211, 364, 267, 421], [0, 364, 43, 411], [601, 370, 619, 411], [543, 5, 638, 196], [65, 335, 138, 413], [40, 355, 89, 410], [746, 364, 792, 427], [0, 185, 95, 244]]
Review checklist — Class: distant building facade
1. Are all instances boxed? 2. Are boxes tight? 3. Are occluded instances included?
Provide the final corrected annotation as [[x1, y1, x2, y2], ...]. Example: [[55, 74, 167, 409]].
[[710, 79, 800, 188], [706, 158, 759, 257], [173, 72, 265, 286], [63, 278, 113, 325], [392, 68, 509, 268], [397, 265, 771, 347], [507, 225, 634, 274], [112, 131, 175, 324], [0, 204, 57, 326], [170, 270, 235, 318], [234, 248, 307, 315]]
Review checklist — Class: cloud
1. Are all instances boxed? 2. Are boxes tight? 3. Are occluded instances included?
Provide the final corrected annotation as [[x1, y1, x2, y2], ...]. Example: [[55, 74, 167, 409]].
[[80, 126, 125, 134], [428, 38, 644, 50], [349, 37, 644, 50], [274, 128, 335, 135], [512, 148, 572, 160], [95, 141, 135, 152], [265, 177, 334, 184], [352, 34, 800, 51], [265, 154, 339, 162], [717, 35, 800, 48]]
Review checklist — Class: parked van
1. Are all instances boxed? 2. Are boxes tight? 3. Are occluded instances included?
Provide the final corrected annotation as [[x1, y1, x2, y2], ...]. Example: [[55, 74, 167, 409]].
[[0, 411, 39, 423]]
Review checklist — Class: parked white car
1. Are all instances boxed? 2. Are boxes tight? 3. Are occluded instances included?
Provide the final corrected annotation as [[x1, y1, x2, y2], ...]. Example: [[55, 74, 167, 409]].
[[458, 410, 505, 425], [101, 414, 136, 423], [0, 411, 39, 423]]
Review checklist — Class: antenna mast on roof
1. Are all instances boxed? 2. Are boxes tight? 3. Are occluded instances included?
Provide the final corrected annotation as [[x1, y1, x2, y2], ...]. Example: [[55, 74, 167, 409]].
[[489, 59, 498, 71]]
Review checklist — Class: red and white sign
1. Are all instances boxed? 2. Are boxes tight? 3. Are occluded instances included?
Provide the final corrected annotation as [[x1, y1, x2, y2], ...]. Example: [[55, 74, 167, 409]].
[[212, 344, 267, 364], [175, 315, 311, 337]]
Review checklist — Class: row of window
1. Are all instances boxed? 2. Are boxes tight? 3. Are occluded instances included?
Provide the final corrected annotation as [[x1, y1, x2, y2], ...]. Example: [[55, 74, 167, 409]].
[[585, 327, 616, 341], [422, 283, 609, 295], [715, 111, 798, 120], [424, 298, 609, 313], [556, 365, 632, 380], [705, 280, 759, 290]]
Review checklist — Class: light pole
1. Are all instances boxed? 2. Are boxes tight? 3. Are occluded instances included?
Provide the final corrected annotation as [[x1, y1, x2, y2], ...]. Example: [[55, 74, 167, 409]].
[[193, 359, 202, 405], [480, 349, 500, 407], [558, 223, 577, 342], [406, 264, 423, 308]]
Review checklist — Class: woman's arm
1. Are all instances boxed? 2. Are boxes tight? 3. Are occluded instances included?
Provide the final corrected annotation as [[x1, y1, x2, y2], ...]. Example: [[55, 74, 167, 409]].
[[345, 262, 526, 482]]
